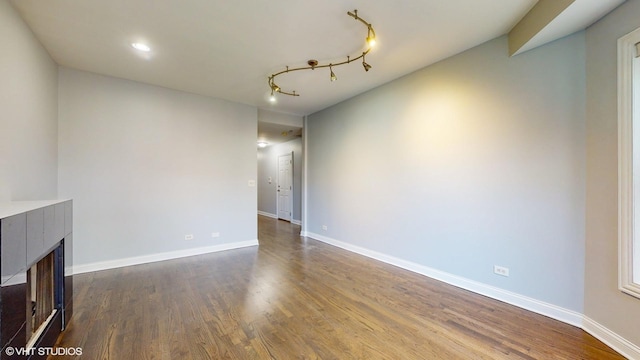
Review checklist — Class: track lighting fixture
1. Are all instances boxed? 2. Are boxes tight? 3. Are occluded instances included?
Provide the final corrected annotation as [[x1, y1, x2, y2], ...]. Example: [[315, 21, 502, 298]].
[[267, 9, 377, 99]]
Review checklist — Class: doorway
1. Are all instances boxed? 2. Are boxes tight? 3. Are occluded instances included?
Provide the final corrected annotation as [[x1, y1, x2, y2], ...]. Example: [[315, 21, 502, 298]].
[[277, 152, 293, 222]]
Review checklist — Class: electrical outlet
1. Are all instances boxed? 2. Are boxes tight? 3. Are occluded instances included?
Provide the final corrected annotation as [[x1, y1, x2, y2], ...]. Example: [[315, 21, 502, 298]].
[[185, 234, 194, 241], [211, 232, 220, 238], [321, 225, 328, 231], [494, 265, 509, 277]]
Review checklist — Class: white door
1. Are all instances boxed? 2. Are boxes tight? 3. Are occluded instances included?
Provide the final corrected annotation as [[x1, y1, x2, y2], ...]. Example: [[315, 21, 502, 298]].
[[277, 153, 293, 221]]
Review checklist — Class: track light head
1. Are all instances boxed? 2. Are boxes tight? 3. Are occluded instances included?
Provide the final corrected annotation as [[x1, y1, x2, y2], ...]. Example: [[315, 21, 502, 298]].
[[362, 55, 372, 72], [366, 27, 376, 47], [367, 37, 376, 48], [268, 76, 281, 93]]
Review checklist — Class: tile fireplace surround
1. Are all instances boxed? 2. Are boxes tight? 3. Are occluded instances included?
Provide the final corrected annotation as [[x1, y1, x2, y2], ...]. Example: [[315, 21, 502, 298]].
[[0, 200, 73, 360]]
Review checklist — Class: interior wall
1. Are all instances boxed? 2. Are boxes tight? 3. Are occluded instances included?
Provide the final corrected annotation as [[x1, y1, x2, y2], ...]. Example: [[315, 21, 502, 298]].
[[306, 34, 586, 312], [258, 109, 304, 128], [57, 68, 257, 267], [585, 0, 640, 346], [257, 138, 302, 222], [0, 0, 58, 201]]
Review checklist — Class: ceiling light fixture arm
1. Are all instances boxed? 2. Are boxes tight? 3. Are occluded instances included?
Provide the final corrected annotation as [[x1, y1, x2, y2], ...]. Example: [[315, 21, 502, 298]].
[[347, 9, 376, 46], [267, 9, 376, 98]]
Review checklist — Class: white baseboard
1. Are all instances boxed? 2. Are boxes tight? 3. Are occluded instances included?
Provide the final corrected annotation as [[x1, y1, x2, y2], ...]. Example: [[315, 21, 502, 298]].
[[258, 211, 301, 226], [305, 232, 639, 358], [306, 232, 582, 326], [72, 239, 259, 275], [257, 211, 277, 219], [583, 316, 640, 360]]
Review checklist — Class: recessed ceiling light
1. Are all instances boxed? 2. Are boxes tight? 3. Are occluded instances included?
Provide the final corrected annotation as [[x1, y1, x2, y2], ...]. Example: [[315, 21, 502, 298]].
[[257, 141, 268, 148], [131, 43, 151, 52]]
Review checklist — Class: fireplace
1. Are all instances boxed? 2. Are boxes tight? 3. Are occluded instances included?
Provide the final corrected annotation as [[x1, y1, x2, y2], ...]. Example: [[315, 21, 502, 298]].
[[0, 200, 73, 360]]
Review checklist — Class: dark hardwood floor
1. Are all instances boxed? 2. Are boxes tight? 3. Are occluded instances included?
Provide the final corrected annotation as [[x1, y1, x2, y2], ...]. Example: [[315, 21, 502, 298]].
[[52, 215, 624, 359]]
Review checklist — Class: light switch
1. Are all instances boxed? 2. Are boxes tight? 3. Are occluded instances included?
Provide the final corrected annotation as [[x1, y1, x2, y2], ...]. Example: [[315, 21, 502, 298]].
[[248, 180, 256, 187]]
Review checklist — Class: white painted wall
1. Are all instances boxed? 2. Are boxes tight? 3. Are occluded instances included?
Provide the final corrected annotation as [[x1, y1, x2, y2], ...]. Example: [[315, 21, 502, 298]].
[[258, 109, 303, 128], [307, 34, 586, 312], [585, 0, 640, 347], [57, 68, 257, 267], [257, 138, 302, 222], [0, 0, 58, 201]]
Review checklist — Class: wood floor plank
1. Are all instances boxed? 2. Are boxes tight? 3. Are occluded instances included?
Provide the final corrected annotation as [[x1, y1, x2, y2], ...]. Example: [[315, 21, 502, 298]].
[[51, 216, 626, 359]]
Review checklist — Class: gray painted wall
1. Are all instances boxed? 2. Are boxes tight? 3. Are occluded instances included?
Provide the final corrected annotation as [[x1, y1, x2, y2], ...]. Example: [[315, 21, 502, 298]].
[[0, 1, 58, 201], [58, 68, 257, 267], [307, 34, 586, 312], [258, 138, 302, 222], [585, 0, 640, 346]]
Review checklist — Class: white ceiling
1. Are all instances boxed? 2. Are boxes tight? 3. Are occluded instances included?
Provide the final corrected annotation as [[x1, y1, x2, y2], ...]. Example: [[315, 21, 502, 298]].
[[258, 122, 302, 148], [10, 0, 624, 116]]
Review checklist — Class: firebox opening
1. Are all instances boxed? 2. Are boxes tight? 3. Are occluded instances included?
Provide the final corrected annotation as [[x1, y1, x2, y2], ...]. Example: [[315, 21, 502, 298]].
[[25, 250, 58, 350]]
